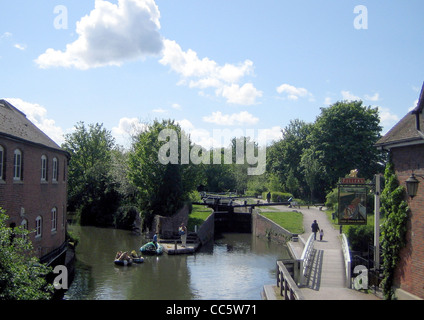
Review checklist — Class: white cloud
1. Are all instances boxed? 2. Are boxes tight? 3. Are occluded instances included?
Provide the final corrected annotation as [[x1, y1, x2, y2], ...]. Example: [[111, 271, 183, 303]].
[[14, 43, 27, 51], [171, 103, 182, 110], [0, 32, 12, 39], [6, 98, 65, 145], [177, 119, 279, 149], [378, 106, 400, 134], [364, 93, 380, 101], [409, 99, 419, 112], [261, 126, 283, 143], [35, 0, 163, 69], [160, 39, 261, 105], [177, 119, 218, 149], [341, 90, 380, 102], [276, 84, 312, 101], [341, 90, 361, 101], [112, 117, 148, 147], [217, 83, 262, 105], [202, 111, 259, 126]]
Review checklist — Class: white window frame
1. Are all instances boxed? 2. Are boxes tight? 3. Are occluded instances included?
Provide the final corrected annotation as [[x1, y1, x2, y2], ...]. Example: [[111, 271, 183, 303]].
[[52, 157, 58, 182], [41, 155, 47, 181], [21, 219, 28, 240], [35, 216, 42, 238], [51, 207, 57, 232], [13, 149, 22, 181]]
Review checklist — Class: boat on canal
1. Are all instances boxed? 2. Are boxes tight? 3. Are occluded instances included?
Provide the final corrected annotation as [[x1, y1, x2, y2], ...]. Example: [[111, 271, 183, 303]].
[[140, 242, 164, 255]]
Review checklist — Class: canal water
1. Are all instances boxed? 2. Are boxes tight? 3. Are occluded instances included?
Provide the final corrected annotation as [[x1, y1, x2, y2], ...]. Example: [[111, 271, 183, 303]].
[[64, 226, 290, 300]]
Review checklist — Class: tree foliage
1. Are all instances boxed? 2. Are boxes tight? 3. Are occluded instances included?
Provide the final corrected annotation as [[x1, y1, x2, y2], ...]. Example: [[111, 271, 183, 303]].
[[266, 101, 384, 202], [0, 208, 53, 300], [380, 162, 409, 300], [307, 101, 383, 192], [128, 119, 204, 227], [62, 122, 120, 226]]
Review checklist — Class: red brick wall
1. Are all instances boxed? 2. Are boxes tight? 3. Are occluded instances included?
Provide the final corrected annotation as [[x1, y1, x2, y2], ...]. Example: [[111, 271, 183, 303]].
[[0, 136, 68, 259], [391, 144, 424, 299]]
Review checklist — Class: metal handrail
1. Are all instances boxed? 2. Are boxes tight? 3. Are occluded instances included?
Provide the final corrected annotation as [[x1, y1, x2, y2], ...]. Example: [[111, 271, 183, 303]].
[[341, 234, 352, 288], [299, 233, 315, 286]]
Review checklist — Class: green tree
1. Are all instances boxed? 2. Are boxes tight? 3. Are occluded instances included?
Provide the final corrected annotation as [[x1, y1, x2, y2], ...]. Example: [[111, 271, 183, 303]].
[[300, 147, 324, 202], [305, 101, 383, 199], [62, 122, 119, 226], [380, 162, 409, 300], [128, 120, 203, 228], [0, 208, 53, 300], [267, 119, 313, 198]]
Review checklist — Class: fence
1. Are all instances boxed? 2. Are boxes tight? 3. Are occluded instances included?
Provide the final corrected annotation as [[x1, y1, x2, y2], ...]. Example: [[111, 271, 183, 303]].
[[299, 233, 315, 286], [276, 261, 305, 300]]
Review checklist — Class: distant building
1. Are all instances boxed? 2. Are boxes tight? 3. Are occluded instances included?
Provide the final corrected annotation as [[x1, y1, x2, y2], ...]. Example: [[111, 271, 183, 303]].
[[376, 84, 424, 300], [0, 99, 69, 265]]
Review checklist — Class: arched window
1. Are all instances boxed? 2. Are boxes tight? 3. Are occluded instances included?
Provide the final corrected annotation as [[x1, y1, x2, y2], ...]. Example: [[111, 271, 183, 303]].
[[13, 149, 22, 180], [35, 216, 42, 238], [52, 157, 58, 182], [51, 207, 57, 232], [21, 219, 28, 240], [41, 155, 47, 181]]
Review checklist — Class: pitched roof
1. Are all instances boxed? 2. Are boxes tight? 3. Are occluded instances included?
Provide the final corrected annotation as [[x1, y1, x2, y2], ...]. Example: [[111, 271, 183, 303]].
[[0, 99, 65, 153], [376, 83, 424, 149]]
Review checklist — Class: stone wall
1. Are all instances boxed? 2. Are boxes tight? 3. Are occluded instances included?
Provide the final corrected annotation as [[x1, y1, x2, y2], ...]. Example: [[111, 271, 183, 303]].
[[152, 204, 189, 239], [251, 210, 293, 244], [196, 212, 214, 245]]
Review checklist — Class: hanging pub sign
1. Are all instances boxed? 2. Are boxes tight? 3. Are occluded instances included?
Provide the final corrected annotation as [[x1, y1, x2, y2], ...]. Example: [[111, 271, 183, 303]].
[[338, 177, 367, 225]]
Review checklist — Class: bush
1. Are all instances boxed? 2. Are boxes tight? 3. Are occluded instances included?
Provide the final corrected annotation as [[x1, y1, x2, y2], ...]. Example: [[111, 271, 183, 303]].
[[113, 206, 139, 230], [325, 188, 338, 210], [0, 208, 53, 300], [346, 225, 373, 252]]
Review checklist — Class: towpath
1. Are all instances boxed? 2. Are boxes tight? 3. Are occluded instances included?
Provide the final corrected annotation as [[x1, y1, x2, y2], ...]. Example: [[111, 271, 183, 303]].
[[263, 205, 380, 300]]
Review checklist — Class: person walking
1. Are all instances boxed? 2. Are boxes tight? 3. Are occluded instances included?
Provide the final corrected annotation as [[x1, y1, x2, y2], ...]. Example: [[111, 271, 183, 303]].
[[320, 229, 324, 241], [311, 220, 320, 240]]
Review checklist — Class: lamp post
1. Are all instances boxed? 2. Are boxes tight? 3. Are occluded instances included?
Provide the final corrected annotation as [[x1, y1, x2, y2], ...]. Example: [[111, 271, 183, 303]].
[[405, 173, 420, 199], [374, 174, 381, 270]]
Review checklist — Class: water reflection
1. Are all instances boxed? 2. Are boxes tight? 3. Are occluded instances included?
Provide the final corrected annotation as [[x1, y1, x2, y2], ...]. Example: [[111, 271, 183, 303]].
[[65, 226, 290, 300]]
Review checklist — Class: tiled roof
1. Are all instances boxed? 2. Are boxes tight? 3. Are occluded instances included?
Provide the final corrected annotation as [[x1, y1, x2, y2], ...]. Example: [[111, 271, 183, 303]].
[[0, 99, 64, 152], [376, 83, 424, 149]]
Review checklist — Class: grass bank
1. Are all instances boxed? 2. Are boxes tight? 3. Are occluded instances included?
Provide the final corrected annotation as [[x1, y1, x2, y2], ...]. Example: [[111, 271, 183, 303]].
[[260, 211, 304, 234], [188, 204, 213, 231]]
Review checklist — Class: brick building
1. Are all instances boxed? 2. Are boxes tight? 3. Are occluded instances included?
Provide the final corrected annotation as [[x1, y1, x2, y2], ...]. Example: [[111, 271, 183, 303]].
[[376, 85, 424, 300], [0, 99, 69, 264]]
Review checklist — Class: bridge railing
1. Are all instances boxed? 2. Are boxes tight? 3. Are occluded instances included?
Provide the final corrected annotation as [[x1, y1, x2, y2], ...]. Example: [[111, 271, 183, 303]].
[[299, 233, 315, 286], [276, 261, 304, 300], [341, 233, 352, 288]]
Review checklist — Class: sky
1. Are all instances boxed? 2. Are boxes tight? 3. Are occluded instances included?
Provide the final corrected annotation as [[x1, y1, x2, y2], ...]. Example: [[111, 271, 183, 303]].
[[1, 0, 424, 149]]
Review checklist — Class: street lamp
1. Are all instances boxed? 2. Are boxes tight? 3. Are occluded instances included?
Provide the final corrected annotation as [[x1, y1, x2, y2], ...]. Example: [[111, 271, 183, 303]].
[[405, 173, 421, 199]]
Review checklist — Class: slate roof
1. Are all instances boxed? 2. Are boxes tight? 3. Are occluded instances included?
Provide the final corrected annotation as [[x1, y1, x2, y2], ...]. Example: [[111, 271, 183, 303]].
[[376, 83, 424, 149], [0, 99, 65, 153]]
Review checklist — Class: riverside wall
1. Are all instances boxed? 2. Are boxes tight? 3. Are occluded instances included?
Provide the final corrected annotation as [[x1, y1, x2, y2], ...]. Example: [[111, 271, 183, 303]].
[[251, 210, 294, 244]]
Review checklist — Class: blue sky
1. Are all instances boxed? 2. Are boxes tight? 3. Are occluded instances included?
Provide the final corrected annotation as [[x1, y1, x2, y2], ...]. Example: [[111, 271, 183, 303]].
[[1, 0, 423, 149]]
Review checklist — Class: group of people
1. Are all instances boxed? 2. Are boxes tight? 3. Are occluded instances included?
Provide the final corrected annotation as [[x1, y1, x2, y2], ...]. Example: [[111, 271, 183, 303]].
[[115, 250, 139, 262], [311, 220, 324, 241]]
